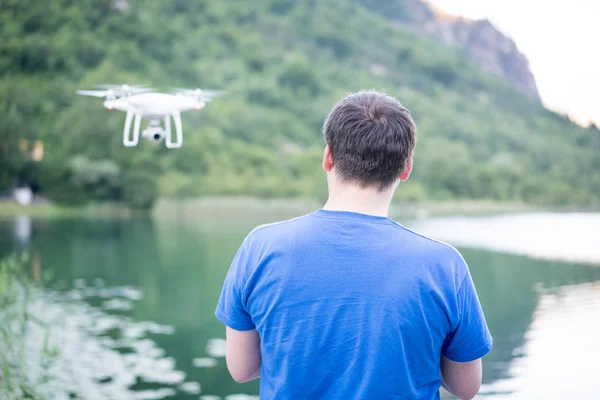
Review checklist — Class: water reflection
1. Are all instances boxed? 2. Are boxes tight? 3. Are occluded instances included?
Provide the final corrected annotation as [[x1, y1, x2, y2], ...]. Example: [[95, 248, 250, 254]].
[[18, 280, 197, 400], [13, 215, 32, 247], [459, 248, 600, 396], [408, 213, 600, 265], [0, 215, 599, 399], [478, 281, 600, 399], [0, 217, 260, 398]]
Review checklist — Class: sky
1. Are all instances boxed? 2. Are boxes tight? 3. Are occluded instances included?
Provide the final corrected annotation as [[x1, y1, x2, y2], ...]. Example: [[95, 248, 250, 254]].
[[428, 0, 599, 126]]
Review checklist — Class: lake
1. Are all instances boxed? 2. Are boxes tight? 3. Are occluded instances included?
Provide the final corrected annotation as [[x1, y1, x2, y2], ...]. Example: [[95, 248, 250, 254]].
[[1, 211, 599, 399]]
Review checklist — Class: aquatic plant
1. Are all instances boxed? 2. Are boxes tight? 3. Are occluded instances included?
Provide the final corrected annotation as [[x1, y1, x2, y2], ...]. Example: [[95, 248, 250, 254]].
[[0, 252, 56, 400]]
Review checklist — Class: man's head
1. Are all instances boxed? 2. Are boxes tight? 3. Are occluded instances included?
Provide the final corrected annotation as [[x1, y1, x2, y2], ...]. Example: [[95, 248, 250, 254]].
[[322, 91, 417, 192]]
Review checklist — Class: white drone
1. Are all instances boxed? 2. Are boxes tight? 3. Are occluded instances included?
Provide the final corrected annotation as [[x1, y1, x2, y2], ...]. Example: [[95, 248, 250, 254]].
[[76, 84, 224, 148]]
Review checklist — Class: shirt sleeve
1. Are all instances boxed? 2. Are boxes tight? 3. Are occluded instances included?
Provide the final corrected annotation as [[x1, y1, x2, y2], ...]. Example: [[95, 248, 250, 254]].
[[442, 266, 493, 362], [215, 240, 256, 331]]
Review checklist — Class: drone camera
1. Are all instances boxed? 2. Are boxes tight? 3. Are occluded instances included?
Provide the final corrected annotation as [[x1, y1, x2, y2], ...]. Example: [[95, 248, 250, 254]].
[[142, 126, 167, 143]]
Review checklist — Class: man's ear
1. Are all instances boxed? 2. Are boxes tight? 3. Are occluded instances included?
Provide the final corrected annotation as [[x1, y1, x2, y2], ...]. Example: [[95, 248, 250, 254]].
[[399, 157, 413, 181], [323, 145, 334, 172]]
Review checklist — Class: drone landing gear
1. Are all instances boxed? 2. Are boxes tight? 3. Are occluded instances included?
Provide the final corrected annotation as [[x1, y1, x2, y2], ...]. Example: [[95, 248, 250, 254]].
[[122, 111, 183, 148], [123, 111, 142, 147], [164, 111, 183, 149]]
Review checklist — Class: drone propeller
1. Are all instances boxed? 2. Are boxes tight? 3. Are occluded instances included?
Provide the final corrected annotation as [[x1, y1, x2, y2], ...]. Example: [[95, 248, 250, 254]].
[[170, 88, 226, 101], [94, 83, 147, 88], [76, 84, 155, 100], [76, 90, 113, 97], [95, 84, 153, 92]]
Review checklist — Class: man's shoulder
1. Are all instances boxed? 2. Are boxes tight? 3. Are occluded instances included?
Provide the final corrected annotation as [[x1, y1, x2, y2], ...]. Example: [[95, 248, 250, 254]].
[[390, 221, 465, 260], [388, 221, 469, 284], [244, 213, 313, 243]]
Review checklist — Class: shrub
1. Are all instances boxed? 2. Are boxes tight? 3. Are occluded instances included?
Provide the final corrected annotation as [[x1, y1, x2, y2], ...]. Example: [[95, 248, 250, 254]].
[[68, 156, 121, 201], [122, 171, 159, 210], [278, 58, 321, 96]]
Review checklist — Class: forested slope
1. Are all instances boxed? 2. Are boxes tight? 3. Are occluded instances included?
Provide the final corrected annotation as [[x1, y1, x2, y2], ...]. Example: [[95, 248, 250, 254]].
[[1, 0, 599, 208]]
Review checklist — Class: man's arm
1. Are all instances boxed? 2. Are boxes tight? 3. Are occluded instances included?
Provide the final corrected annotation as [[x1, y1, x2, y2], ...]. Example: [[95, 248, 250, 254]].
[[225, 326, 261, 383], [440, 254, 492, 399], [440, 356, 482, 400]]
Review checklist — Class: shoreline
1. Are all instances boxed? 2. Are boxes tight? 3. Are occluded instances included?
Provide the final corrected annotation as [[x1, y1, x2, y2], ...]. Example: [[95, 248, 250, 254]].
[[0, 196, 596, 220]]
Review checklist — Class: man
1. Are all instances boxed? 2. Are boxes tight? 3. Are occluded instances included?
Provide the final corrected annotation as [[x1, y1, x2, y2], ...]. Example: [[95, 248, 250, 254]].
[[215, 91, 492, 399]]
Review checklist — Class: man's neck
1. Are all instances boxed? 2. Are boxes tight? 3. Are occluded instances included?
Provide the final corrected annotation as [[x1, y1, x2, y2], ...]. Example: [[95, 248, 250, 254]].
[[322, 185, 393, 217]]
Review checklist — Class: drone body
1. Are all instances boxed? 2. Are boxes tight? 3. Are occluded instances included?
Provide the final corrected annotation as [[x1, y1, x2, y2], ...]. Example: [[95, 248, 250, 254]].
[[76, 84, 224, 148]]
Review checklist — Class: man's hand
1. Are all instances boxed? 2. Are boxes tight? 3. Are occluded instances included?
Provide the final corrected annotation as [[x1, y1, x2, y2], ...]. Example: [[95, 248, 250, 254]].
[[225, 327, 261, 383], [440, 356, 482, 400]]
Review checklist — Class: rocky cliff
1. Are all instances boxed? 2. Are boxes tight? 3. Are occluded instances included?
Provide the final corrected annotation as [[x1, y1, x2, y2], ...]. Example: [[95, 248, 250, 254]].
[[358, 0, 541, 102], [424, 13, 540, 101]]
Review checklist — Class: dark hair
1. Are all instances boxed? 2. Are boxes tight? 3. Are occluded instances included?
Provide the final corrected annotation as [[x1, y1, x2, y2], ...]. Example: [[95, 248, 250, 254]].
[[322, 90, 417, 190]]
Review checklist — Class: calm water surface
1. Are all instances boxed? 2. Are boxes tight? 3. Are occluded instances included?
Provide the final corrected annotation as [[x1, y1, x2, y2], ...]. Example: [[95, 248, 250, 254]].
[[1, 212, 599, 399]]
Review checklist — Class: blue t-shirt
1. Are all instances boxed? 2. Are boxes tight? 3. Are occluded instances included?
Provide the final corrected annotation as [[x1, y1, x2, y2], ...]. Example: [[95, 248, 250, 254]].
[[216, 209, 493, 399]]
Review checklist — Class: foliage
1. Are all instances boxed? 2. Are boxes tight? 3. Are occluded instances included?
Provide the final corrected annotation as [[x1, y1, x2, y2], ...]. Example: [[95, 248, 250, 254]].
[[0, 0, 598, 208], [122, 170, 159, 210], [69, 155, 121, 200]]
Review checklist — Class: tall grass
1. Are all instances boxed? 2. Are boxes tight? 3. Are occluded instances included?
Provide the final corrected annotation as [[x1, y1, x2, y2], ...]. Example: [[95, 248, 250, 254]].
[[0, 253, 56, 400]]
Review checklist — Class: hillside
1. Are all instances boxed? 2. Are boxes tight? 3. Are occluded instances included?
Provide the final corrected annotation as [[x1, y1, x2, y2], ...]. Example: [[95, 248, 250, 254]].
[[1, 0, 599, 209]]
